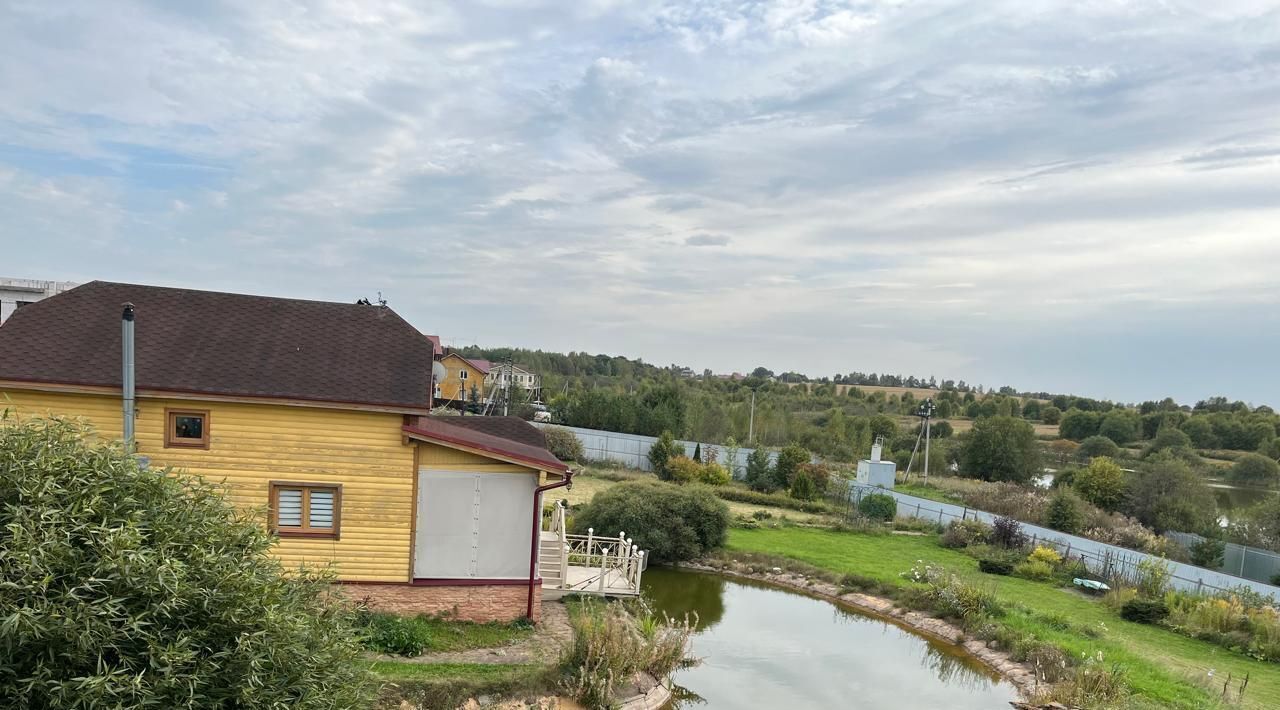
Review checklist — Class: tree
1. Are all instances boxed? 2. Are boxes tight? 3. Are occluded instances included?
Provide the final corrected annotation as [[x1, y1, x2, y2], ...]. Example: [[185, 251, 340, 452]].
[[1041, 405, 1062, 425], [0, 417, 374, 708], [744, 447, 773, 492], [1076, 435, 1120, 461], [960, 416, 1041, 483], [1098, 411, 1141, 445], [1022, 399, 1042, 421], [1145, 425, 1193, 457], [1230, 453, 1280, 486], [771, 443, 809, 490], [692, 442, 702, 463], [1180, 417, 1219, 449], [1230, 496, 1280, 551], [1045, 490, 1085, 534], [1073, 456, 1127, 511], [1126, 452, 1216, 533], [1058, 408, 1101, 441], [572, 480, 729, 564], [789, 469, 817, 500], [648, 430, 681, 481]]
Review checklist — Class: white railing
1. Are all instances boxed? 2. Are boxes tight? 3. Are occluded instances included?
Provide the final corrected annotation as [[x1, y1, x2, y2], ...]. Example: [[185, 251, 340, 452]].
[[546, 500, 645, 594]]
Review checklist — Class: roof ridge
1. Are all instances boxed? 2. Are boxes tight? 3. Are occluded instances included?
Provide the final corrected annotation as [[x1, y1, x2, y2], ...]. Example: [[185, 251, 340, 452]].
[[79, 280, 397, 311]]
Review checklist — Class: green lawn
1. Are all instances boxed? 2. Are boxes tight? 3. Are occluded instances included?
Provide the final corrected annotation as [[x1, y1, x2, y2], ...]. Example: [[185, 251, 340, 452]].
[[726, 527, 1280, 710], [371, 661, 554, 708], [412, 617, 532, 653]]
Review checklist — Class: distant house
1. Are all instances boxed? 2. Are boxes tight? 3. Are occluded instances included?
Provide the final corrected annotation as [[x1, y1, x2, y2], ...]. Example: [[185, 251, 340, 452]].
[[0, 277, 77, 323], [485, 363, 542, 401], [437, 353, 491, 404], [0, 282, 569, 622]]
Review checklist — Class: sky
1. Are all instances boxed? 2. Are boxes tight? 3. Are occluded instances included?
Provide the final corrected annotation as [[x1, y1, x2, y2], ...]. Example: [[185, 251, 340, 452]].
[[2, 1, 1279, 406]]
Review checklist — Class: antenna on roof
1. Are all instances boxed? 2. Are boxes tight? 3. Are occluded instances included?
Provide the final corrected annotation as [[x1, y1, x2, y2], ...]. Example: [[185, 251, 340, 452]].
[[377, 291, 387, 307]]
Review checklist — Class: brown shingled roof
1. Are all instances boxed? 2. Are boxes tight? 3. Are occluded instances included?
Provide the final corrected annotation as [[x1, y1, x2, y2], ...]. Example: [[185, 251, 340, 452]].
[[404, 416, 569, 473], [436, 415, 549, 450], [0, 281, 434, 411]]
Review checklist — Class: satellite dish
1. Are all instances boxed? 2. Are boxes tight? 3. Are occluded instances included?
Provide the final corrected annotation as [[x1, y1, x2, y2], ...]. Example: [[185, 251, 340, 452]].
[[432, 361, 448, 382]]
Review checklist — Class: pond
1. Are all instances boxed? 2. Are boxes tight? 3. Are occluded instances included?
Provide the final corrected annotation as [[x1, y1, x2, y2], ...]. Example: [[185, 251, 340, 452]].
[[1208, 479, 1277, 526], [641, 568, 1018, 709]]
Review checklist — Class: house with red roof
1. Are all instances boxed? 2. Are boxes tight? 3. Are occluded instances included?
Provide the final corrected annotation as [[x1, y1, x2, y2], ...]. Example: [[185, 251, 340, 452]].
[[0, 281, 570, 622]]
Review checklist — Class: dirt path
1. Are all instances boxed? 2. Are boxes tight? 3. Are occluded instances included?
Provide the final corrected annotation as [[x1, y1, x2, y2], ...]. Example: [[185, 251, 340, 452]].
[[387, 601, 572, 665]]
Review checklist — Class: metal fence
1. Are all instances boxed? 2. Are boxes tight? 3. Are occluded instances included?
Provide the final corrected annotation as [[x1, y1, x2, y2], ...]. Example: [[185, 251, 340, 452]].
[[532, 423, 785, 479], [1165, 531, 1280, 587], [842, 483, 1280, 600]]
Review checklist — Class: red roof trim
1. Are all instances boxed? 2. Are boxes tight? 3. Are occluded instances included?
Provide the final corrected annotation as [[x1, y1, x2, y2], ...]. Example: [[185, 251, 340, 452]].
[[402, 423, 570, 473]]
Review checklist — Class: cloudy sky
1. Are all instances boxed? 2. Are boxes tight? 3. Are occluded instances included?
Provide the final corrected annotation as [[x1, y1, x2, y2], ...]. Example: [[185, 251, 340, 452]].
[[3, 1, 1279, 405]]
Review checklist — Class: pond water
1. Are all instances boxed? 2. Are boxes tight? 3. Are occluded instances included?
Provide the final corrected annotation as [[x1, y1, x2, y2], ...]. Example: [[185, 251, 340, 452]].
[[641, 568, 1018, 709], [1208, 479, 1277, 526]]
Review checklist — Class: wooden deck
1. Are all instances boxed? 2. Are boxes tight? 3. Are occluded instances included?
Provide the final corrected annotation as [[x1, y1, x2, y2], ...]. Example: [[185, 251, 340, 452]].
[[539, 503, 645, 599]]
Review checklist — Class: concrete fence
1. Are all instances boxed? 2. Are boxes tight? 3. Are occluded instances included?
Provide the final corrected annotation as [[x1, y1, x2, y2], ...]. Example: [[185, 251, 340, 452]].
[[1165, 531, 1280, 587], [844, 483, 1280, 600], [533, 423, 787, 479]]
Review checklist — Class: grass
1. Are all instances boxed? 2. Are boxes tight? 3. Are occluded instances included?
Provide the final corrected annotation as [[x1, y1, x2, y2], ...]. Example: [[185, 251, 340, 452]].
[[356, 610, 533, 656], [725, 526, 1280, 709]]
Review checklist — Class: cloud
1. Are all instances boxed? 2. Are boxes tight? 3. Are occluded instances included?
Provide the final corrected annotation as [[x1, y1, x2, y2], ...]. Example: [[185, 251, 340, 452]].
[[685, 233, 730, 247], [2, 0, 1280, 404]]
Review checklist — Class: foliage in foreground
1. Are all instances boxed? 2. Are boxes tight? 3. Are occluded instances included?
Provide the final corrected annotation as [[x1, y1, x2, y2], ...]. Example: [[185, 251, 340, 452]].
[[573, 480, 729, 563], [0, 416, 373, 709], [560, 598, 693, 709]]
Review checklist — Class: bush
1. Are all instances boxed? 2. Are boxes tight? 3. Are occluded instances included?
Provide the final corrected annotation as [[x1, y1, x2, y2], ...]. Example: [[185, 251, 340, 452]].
[[648, 431, 682, 481], [789, 469, 817, 500], [940, 519, 992, 549], [992, 516, 1028, 548], [357, 611, 433, 656], [560, 598, 692, 708], [1045, 490, 1085, 534], [1028, 545, 1063, 566], [901, 563, 1002, 621], [1134, 557, 1172, 598], [666, 455, 702, 483], [772, 444, 809, 490], [744, 447, 774, 491], [542, 426, 585, 462], [1014, 559, 1055, 581], [1230, 453, 1280, 485], [698, 461, 731, 486], [1076, 435, 1121, 461], [857, 493, 897, 521], [1072, 456, 1127, 512], [572, 480, 729, 564], [1190, 538, 1226, 568], [0, 417, 373, 708], [1119, 598, 1170, 624], [713, 486, 833, 514], [978, 557, 1015, 576]]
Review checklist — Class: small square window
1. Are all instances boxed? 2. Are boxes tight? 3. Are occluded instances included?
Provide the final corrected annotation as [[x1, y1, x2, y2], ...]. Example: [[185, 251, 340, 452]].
[[270, 482, 342, 539], [459, 369, 468, 380], [164, 408, 210, 449]]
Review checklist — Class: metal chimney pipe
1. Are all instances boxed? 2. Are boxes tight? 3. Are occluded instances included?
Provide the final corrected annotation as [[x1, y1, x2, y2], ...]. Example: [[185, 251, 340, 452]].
[[122, 302, 136, 451]]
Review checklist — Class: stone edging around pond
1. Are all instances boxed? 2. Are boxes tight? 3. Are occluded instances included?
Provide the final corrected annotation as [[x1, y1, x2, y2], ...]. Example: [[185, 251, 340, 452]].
[[681, 560, 1039, 697]]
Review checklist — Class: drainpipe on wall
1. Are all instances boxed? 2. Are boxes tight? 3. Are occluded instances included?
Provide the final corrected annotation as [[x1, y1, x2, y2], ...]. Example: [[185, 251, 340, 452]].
[[528, 470, 573, 621], [121, 302, 136, 452]]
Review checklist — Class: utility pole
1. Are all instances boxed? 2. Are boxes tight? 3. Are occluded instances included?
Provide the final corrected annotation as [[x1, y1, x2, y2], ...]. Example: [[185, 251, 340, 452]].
[[921, 398, 936, 486], [748, 388, 756, 444]]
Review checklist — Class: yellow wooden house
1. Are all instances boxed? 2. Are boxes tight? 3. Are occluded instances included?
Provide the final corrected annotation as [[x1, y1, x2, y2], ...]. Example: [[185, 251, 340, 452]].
[[0, 281, 569, 622], [435, 352, 491, 404]]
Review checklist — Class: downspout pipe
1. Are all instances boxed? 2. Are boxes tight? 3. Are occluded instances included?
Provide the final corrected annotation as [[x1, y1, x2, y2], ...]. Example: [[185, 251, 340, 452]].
[[528, 470, 573, 621], [121, 303, 136, 452]]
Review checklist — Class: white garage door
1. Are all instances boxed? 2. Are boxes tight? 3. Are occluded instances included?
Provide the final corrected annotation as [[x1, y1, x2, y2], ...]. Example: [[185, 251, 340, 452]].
[[414, 469, 535, 580]]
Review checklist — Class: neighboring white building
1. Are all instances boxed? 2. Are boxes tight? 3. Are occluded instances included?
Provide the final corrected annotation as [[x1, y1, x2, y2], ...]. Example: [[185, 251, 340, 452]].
[[484, 363, 542, 400], [856, 436, 898, 489], [0, 278, 78, 324]]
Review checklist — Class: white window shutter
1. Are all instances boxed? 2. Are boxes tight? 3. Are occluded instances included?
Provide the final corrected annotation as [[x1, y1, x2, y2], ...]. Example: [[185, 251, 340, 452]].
[[277, 489, 303, 527], [309, 489, 335, 528]]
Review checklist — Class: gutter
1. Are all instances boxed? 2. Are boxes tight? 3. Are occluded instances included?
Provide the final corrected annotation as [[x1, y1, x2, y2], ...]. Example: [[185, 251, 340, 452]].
[[528, 469, 573, 620]]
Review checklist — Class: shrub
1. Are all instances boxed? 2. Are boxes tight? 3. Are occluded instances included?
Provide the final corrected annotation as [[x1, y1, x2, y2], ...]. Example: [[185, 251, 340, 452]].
[[796, 462, 831, 496], [772, 443, 809, 489], [1134, 557, 1172, 598], [698, 461, 731, 486], [1103, 586, 1138, 611], [1014, 559, 1055, 581], [857, 493, 897, 521], [978, 557, 1015, 576], [560, 598, 692, 708], [1189, 538, 1226, 568], [0, 417, 374, 708], [1044, 490, 1085, 534], [1072, 456, 1127, 512], [751, 509, 773, 520], [1119, 598, 1170, 624], [648, 430, 682, 481], [572, 480, 729, 564], [1028, 545, 1063, 566], [1076, 435, 1121, 461], [901, 563, 1002, 621], [744, 447, 774, 491], [940, 519, 992, 549], [542, 425, 585, 462], [1231, 453, 1280, 485], [991, 516, 1028, 548], [789, 469, 817, 500], [713, 486, 833, 514], [357, 611, 433, 656], [666, 455, 703, 484]]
